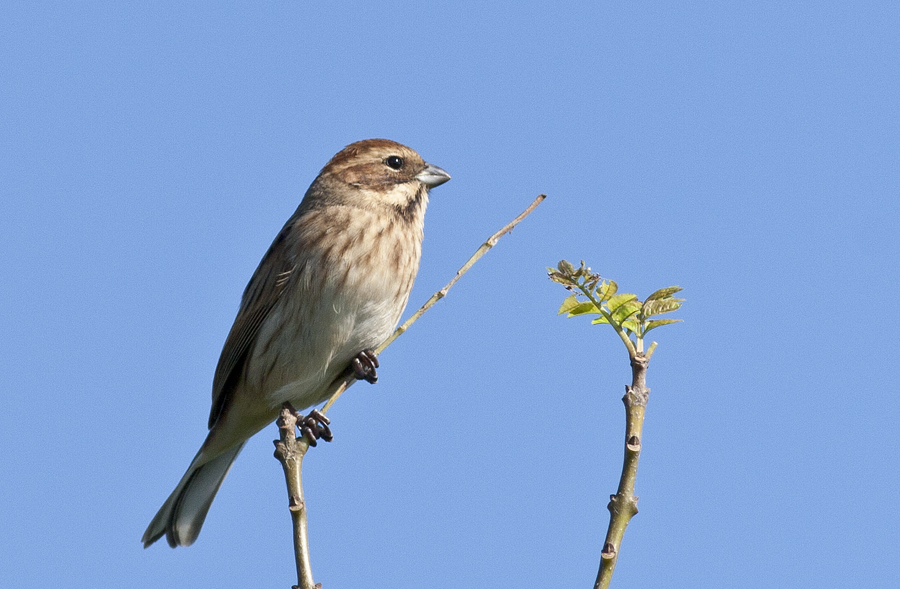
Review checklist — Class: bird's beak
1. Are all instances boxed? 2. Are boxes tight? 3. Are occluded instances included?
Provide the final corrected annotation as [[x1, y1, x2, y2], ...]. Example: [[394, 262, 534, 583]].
[[416, 163, 451, 188]]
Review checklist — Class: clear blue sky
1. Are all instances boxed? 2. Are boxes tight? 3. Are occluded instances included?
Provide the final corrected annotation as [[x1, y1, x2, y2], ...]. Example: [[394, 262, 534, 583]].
[[2, 2, 898, 588]]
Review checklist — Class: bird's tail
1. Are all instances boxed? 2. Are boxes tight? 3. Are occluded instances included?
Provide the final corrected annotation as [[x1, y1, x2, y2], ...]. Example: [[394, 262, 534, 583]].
[[142, 442, 245, 548]]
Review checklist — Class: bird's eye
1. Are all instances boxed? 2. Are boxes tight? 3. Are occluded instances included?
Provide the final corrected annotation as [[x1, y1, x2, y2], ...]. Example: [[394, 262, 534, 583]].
[[385, 155, 404, 170]]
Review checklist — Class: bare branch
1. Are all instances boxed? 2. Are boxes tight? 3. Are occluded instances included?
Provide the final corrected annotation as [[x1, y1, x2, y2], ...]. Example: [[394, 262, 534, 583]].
[[273, 406, 317, 589], [277, 194, 546, 587]]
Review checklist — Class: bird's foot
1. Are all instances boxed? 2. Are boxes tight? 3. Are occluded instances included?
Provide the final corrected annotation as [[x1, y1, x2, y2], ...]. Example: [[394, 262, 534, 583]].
[[352, 349, 379, 384], [284, 403, 333, 447]]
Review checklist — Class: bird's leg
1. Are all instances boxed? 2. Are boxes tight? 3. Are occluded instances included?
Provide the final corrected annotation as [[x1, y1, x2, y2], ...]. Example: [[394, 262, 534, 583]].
[[284, 402, 333, 447], [351, 349, 380, 384]]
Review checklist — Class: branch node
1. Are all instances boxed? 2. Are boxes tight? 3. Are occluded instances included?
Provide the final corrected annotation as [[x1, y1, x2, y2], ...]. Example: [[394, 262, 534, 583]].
[[623, 385, 649, 407], [601, 543, 617, 559], [630, 354, 649, 371], [607, 495, 620, 512]]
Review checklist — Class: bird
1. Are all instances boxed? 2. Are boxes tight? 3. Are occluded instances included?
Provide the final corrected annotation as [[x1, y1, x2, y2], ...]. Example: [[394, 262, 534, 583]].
[[142, 139, 450, 548]]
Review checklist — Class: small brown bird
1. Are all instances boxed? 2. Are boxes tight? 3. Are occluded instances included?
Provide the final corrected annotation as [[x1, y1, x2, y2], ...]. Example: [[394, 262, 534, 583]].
[[142, 139, 450, 548]]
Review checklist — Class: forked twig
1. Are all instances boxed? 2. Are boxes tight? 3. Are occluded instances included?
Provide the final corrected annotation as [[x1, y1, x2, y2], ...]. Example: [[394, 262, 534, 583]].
[[275, 194, 546, 588]]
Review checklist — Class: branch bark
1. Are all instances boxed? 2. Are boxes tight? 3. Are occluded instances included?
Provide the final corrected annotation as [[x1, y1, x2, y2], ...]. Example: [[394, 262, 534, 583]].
[[594, 353, 650, 589], [273, 406, 318, 589]]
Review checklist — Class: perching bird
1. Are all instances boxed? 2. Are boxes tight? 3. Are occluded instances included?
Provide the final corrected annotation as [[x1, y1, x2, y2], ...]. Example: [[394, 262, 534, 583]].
[[142, 139, 450, 548]]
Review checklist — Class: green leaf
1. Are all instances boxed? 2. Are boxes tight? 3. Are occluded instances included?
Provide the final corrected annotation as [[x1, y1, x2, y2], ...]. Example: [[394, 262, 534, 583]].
[[612, 299, 641, 322], [607, 292, 638, 312], [591, 315, 611, 325], [557, 294, 580, 315], [642, 298, 684, 317], [644, 318, 683, 334], [597, 280, 618, 302], [645, 286, 683, 301], [567, 301, 601, 317], [621, 319, 639, 334]]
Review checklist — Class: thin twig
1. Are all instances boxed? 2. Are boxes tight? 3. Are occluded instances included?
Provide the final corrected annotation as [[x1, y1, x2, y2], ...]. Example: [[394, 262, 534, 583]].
[[273, 407, 317, 589], [322, 193, 546, 413]]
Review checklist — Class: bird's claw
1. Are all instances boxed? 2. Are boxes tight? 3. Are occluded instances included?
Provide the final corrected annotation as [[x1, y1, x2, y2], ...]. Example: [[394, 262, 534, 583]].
[[352, 349, 379, 384], [298, 408, 333, 447]]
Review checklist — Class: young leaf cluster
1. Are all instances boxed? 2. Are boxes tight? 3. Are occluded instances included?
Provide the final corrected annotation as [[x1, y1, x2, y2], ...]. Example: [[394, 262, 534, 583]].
[[548, 260, 683, 359]]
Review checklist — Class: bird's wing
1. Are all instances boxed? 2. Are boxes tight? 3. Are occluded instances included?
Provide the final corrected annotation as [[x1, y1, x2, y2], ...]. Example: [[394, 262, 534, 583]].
[[208, 220, 298, 429]]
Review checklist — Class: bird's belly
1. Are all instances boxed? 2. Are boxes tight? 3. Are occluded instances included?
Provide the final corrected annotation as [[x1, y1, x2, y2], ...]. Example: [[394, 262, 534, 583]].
[[250, 280, 407, 411]]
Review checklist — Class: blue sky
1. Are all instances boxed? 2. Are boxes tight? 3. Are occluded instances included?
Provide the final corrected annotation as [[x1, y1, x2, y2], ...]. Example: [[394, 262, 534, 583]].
[[2, 1, 898, 587]]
